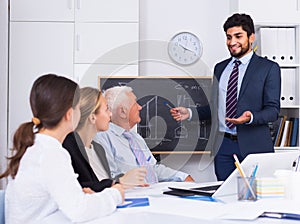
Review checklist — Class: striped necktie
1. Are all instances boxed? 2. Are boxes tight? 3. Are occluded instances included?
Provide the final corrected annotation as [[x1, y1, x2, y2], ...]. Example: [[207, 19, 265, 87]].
[[225, 60, 241, 129], [123, 131, 158, 184]]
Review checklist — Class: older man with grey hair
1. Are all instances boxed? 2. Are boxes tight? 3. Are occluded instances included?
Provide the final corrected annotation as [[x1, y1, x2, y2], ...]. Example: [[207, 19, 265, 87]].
[[94, 86, 194, 183]]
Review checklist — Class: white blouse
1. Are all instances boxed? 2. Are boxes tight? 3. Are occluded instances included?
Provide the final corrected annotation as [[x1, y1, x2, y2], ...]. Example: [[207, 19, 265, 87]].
[[85, 144, 109, 181], [5, 134, 122, 223]]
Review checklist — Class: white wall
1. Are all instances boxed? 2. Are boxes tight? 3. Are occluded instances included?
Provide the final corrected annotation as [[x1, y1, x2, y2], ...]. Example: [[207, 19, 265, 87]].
[[139, 0, 231, 182], [0, 0, 8, 188], [139, 0, 230, 76]]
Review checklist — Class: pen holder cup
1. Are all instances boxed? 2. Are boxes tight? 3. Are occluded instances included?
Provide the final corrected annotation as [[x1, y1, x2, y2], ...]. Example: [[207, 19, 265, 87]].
[[237, 176, 257, 201]]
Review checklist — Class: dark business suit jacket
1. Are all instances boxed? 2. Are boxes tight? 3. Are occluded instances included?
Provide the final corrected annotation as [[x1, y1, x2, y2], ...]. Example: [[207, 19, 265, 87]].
[[63, 132, 114, 192], [195, 53, 281, 157]]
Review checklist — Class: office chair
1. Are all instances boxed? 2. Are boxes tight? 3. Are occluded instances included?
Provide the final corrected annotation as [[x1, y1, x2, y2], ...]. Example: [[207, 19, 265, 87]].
[[0, 190, 4, 224]]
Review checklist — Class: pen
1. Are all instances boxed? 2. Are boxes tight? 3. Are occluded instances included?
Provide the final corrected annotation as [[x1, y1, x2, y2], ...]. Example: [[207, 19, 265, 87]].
[[147, 156, 151, 162], [245, 164, 258, 199], [233, 154, 256, 200], [295, 156, 300, 172], [261, 212, 300, 220]]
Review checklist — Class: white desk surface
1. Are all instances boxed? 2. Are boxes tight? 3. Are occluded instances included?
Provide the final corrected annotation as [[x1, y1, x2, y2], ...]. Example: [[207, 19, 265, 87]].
[[46, 182, 300, 224]]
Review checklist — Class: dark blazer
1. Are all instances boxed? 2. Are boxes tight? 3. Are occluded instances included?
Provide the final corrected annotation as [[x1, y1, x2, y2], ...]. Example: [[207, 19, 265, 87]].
[[195, 53, 281, 157], [63, 132, 114, 192]]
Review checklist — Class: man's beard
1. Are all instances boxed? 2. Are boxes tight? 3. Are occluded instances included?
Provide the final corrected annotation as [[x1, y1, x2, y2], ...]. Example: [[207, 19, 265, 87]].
[[229, 42, 251, 58]]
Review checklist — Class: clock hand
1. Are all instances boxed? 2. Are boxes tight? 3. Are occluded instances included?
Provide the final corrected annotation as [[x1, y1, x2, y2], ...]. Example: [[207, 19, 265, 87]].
[[178, 43, 196, 54]]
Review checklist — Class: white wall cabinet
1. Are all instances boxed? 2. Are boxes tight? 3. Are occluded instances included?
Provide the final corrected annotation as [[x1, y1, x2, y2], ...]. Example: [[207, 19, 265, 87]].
[[8, 22, 74, 142], [8, 0, 139, 141], [75, 23, 139, 64], [10, 0, 74, 21], [74, 0, 139, 22], [230, 0, 300, 24]]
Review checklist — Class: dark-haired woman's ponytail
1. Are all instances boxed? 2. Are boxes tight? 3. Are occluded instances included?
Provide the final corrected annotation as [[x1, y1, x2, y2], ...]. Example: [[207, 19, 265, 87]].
[[0, 121, 35, 179]]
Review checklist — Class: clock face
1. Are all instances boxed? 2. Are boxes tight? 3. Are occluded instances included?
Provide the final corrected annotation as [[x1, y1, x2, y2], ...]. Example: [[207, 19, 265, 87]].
[[168, 32, 202, 65]]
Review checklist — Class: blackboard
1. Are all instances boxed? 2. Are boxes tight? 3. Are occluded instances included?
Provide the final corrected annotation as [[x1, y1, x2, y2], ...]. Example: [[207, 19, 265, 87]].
[[99, 76, 212, 152]]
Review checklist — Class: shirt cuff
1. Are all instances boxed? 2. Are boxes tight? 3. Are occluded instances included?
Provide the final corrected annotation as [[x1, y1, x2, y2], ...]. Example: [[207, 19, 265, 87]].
[[102, 187, 123, 205], [175, 171, 189, 181], [187, 108, 192, 121], [245, 113, 253, 125]]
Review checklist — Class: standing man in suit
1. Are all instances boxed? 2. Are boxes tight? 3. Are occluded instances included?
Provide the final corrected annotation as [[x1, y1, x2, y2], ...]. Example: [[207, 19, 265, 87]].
[[170, 13, 281, 181]]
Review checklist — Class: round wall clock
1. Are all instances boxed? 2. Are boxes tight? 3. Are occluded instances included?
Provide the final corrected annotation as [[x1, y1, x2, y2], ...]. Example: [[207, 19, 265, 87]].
[[168, 31, 202, 65]]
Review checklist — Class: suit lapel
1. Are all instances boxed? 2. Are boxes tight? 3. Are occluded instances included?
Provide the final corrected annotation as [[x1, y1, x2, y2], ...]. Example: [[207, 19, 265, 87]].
[[215, 58, 231, 81], [238, 53, 259, 100], [74, 132, 89, 162]]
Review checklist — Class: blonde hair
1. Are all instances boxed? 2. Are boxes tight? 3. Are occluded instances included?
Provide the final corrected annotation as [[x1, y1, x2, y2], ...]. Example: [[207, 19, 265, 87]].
[[76, 87, 102, 131]]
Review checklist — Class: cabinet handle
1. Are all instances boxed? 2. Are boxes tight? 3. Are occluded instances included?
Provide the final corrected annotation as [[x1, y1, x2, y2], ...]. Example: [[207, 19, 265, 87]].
[[67, 0, 73, 10], [76, 0, 81, 9], [76, 35, 80, 51]]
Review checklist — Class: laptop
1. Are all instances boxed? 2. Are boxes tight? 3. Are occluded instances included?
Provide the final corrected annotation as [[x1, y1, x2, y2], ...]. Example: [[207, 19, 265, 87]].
[[165, 151, 299, 198]]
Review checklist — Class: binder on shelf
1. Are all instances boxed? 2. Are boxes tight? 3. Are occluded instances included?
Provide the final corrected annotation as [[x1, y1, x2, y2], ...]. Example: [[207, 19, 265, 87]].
[[286, 27, 296, 64], [281, 68, 297, 106], [280, 120, 290, 147], [259, 27, 278, 62], [274, 115, 287, 147], [285, 120, 293, 147], [277, 28, 287, 64], [258, 27, 296, 65], [290, 117, 299, 147], [270, 118, 282, 144]]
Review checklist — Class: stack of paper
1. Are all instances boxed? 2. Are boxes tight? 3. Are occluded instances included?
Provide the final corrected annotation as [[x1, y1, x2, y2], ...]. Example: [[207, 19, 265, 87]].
[[256, 177, 284, 199]]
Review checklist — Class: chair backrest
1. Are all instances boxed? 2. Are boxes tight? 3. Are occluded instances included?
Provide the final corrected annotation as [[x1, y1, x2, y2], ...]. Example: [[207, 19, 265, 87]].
[[0, 190, 4, 224]]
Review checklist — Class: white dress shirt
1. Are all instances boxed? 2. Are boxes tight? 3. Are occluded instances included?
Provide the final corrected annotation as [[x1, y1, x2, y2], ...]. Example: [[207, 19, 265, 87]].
[[218, 51, 253, 134], [5, 134, 122, 224], [94, 123, 189, 182]]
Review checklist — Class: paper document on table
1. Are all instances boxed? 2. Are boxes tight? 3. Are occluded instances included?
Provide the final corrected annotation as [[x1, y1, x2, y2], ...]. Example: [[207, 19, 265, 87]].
[[147, 197, 226, 220], [219, 198, 300, 220]]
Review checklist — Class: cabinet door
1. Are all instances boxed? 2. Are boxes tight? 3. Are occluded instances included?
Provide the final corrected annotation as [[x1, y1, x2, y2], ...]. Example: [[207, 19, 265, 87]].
[[231, 0, 300, 23], [9, 22, 74, 140], [75, 0, 138, 22], [74, 64, 138, 88], [10, 0, 74, 21], [75, 23, 139, 64]]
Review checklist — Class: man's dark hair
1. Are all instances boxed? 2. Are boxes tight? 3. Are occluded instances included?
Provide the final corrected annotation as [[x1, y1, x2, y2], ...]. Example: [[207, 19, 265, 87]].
[[223, 13, 255, 37]]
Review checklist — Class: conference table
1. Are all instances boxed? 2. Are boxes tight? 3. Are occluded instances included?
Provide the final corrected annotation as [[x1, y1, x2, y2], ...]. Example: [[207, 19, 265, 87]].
[[46, 181, 300, 223], [84, 182, 300, 224]]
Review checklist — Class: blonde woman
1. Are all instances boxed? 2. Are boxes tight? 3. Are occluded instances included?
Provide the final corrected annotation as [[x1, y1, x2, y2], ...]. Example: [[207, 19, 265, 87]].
[[63, 87, 146, 192]]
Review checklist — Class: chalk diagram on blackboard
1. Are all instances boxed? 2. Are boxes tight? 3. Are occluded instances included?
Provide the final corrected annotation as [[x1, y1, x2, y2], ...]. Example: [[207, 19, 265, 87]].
[[99, 77, 211, 152]]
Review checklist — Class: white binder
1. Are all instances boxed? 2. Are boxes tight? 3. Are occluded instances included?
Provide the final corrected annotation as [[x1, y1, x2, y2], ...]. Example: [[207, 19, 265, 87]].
[[281, 68, 297, 106], [259, 28, 278, 62], [286, 27, 296, 64]]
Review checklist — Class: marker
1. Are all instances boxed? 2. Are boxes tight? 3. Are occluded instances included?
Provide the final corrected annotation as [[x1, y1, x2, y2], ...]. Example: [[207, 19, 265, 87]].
[[245, 164, 258, 199], [163, 101, 173, 109]]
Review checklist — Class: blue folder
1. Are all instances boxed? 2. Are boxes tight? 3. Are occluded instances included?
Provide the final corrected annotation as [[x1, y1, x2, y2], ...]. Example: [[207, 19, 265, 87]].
[[117, 197, 149, 208]]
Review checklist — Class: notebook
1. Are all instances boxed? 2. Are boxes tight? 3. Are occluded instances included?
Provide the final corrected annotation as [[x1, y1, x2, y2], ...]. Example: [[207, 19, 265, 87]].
[[165, 151, 299, 198]]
